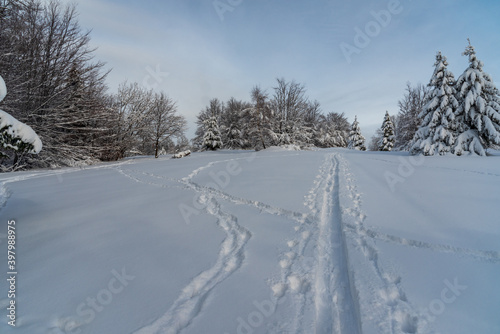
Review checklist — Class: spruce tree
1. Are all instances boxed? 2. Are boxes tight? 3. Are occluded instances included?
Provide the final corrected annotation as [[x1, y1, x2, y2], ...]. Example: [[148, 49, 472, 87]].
[[454, 40, 500, 155], [379, 111, 395, 151], [347, 116, 366, 151], [202, 116, 222, 151], [411, 52, 458, 156]]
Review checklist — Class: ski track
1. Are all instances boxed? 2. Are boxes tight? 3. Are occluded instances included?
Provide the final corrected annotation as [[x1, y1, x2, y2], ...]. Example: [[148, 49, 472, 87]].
[[339, 155, 420, 333], [310, 154, 362, 334]]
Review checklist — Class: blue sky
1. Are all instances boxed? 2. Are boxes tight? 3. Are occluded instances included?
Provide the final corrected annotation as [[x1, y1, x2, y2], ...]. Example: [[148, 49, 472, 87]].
[[71, 0, 500, 140]]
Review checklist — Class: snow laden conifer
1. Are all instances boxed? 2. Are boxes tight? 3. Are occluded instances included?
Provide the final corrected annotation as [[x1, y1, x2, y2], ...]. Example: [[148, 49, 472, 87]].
[[454, 40, 500, 155], [411, 52, 458, 156], [1, 74, 42, 166], [202, 115, 223, 151], [379, 111, 395, 151], [347, 116, 366, 151]]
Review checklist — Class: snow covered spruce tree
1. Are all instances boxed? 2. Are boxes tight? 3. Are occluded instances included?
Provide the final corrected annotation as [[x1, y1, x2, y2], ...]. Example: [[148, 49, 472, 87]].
[[347, 116, 366, 151], [454, 41, 500, 155], [379, 111, 395, 151], [0, 74, 42, 170], [203, 115, 223, 151], [411, 52, 458, 156]]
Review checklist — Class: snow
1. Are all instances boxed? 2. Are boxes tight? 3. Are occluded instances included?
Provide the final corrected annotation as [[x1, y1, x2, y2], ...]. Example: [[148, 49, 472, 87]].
[[172, 150, 191, 159], [0, 149, 499, 333], [0, 74, 42, 154], [0, 110, 43, 154], [0, 75, 6, 103], [261, 144, 302, 152], [348, 116, 366, 151]]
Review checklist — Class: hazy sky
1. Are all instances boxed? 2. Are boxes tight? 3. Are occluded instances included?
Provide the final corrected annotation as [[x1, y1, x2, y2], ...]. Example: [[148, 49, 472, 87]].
[[70, 0, 500, 140]]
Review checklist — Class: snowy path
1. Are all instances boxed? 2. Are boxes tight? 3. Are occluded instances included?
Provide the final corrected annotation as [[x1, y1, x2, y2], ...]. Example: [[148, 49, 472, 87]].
[[310, 154, 361, 333]]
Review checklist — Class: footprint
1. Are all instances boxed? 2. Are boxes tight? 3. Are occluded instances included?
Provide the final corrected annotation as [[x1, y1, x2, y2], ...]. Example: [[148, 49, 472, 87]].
[[272, 283, 287, 298], [395, 310, 418, 333], [379, 285, 407, 306], [287, 275, 305, 293], [280, 258, 292, 269]]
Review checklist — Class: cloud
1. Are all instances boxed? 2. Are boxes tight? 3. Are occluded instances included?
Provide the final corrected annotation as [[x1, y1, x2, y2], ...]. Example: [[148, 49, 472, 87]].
[[66, 0, 500, 140]]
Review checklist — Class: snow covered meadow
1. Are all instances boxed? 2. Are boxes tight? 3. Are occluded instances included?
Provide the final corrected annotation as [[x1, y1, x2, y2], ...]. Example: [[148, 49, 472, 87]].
[[1, 148, 499, 333]]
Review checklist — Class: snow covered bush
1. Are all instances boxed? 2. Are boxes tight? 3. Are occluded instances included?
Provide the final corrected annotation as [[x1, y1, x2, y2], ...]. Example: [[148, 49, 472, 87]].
[[379, 111, 395, 151], [411, 52, 458, 156], [0, 75, 42, 167], [172, 150, 191, 159], [203, 116, 223, 151], [347, 116, 366, 151], [454, 41, 500, 156]]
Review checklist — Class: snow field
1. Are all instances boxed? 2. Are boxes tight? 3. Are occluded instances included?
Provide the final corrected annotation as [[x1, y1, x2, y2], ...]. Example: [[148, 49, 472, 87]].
[[0, 149, 499, 333]]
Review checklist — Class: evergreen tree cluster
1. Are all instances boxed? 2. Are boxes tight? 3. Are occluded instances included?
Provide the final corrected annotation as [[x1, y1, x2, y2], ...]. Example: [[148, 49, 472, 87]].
[[193, 79, 351, 151], [411, 41, 500, 156]]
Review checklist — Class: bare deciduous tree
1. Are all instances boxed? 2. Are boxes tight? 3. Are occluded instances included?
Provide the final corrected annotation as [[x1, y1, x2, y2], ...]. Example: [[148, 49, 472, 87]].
[[148, 92, 187, 158], [395, 82, 428, 150]]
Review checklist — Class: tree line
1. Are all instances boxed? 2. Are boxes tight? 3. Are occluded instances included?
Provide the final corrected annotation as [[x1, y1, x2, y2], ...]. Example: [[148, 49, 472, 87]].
[[0, 0, 187, 171], [193, 80, 351, 151], [2, 1, 499, 171], [367, 41, 500, 156]]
